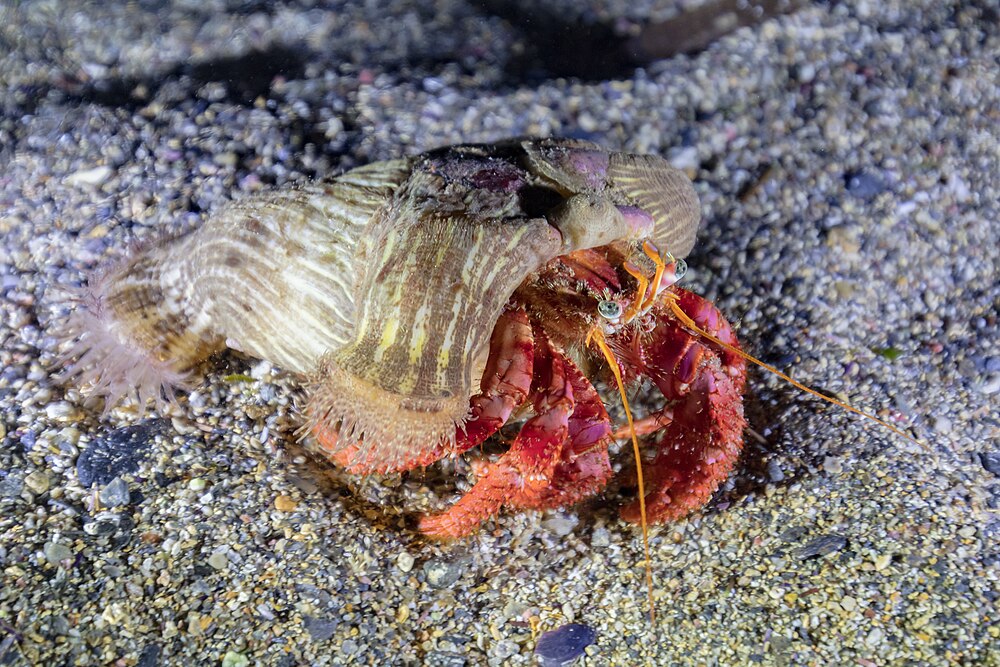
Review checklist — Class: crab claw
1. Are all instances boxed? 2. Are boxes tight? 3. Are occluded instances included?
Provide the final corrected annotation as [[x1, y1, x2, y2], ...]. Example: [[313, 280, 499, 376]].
[[611, 287, 747, 524], [420, 330, 613, 539]]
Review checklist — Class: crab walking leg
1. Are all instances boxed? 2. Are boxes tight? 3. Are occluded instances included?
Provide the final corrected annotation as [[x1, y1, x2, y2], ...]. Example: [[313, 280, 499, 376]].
[[512, 352, 614, 510], [453, 307, 534, 454], [419, 330, 575, 539], [311, 308, 534, 474], [619, 288, 747, 524]]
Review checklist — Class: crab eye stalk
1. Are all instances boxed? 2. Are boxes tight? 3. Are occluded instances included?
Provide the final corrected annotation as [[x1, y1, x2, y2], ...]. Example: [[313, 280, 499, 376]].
[[598, 300, 623, 320]]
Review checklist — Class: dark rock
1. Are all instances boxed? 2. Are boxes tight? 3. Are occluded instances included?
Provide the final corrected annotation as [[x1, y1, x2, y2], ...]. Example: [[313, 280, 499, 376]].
[[77, 420, 169, 487], [844, 169, 886, 199], [534, 623, 597, 666], [797, 534, 848, 559], [302, 615, 338, 642], [979, 452, 1000, 477], [137, 644, 161, 667], [766, 459, 785, 483]]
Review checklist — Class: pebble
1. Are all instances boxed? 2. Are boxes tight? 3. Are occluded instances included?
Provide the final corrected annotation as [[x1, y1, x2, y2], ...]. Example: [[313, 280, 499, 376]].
[[221, 652, 249, 667], [492, 639, 519, 660], [797, 535, 849, 559], [823, 456, 844, 474], [43, 542, 73, 565], [65, 165, 113, 187], [274, 494, 298, 511], [82, 511, 129, 539], [541, 514, 578, 536], [23, 470, 50, 494], [207, 551, 229, 570], [844, 169, 887, 199], [979, 452, 1000, 477], [534, 623, 597, 666], [424, 559, 462, 589], [99, 477, 130, 507], [396, 551, 415, 573], [424, 650, 467, 667], [302, 615, 338, 642], [0, 474, 24, 498], [76, 421, 166, 487]]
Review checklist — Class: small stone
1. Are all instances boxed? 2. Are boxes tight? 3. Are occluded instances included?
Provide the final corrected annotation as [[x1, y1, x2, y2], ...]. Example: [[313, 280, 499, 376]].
[[823, 456, 844, 474], [667, 146, 699, 174], [493, 639, 519, 660], [44, 542, 74, 564], [797, 534, 848, 559], [980, 452, 1000, 477], [0, 474, 24, 498], [424, 650, 467, 667], [979, 374, 1000, 395], [137, 645, 161, 667], [542, 514, 578, 536], [534, 623, 597, 666], [865, 627, 884, 646], [221, 651, 249, 667], [424, 559, 462, 589], [66, 165, 113, 187], [795, 63, 816, 83], [23, 470, 50, 494], [958, 525, 977, 539], [397, 551, 415, 573], [101, 602, 127, 625], [99, 477, 130, 507], [188, 478, 207, 491], [844, 169, 886, 199], [341, 639, 358, 655], [77, 421, 166, 487], [302, 615, 338, 642], [590, 526, 610, 547], [873, 553, 892, 571], [83, 511, 127, 538], [933, 416, 952, 434], [208, 551, 229, 570], [274, 494, 298, 511], [841, 595, 857, 612], [766, 459, 785, 483], [45, 401, 83, 421]]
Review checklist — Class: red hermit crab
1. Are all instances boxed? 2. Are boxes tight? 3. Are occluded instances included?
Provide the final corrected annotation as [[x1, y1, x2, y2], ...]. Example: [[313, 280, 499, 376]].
[[56, 138, 747, 539]]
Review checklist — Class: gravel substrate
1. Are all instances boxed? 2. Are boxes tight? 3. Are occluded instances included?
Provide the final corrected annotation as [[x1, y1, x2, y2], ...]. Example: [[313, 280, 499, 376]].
[[1, 1, 998, 665]]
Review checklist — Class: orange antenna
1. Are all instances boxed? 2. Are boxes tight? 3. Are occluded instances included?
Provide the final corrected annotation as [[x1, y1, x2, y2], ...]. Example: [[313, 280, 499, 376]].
[[586, 326, 656, 623]]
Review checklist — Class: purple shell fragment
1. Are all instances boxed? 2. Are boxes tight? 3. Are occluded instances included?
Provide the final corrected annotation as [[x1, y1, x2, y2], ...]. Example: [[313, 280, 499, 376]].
[[534, 623, 596, 666]]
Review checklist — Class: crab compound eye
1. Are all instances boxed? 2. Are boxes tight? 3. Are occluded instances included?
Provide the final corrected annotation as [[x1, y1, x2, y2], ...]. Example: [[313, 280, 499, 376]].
[[598, 300, 623, 320], [673, 257, 688, 281]]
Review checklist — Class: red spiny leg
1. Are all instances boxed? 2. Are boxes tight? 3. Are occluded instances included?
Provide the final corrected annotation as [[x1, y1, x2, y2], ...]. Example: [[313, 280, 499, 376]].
[[514, 354, 614, 511], [454, 306, 534, 454], [618, 287, 747, 524], [419, 329, 574, 539], [311, 307, 534, 474]]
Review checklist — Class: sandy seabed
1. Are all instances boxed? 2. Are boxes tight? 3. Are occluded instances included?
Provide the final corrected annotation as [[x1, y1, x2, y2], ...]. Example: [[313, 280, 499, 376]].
[[1, 1, 997, 665]]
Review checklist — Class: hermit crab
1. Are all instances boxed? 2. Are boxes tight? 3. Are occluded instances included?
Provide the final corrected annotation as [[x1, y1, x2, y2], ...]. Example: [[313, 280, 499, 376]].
[[56, 138, 749, 539]]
